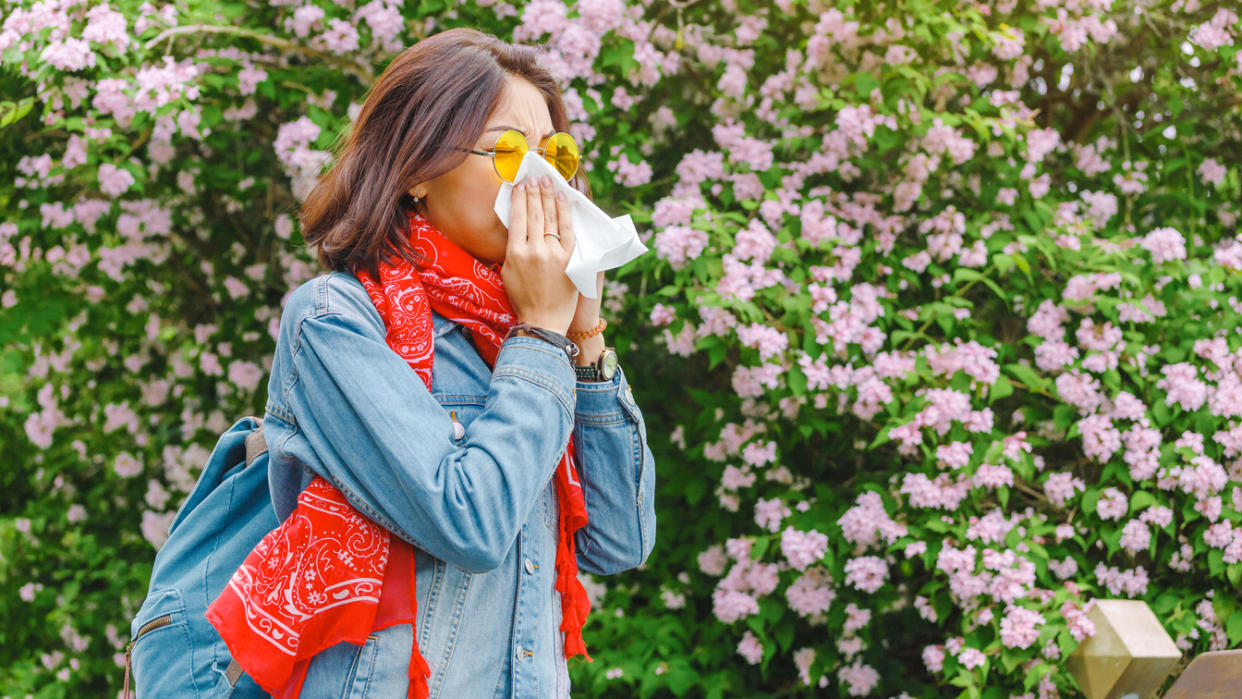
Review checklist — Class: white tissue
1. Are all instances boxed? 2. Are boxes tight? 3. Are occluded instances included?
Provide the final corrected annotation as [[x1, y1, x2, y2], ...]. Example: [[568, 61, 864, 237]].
[[493, 150, 648, 299]]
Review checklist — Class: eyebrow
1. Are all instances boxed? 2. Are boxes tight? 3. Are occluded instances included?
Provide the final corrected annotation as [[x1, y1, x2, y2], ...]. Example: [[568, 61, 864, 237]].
[[484, 125, 556, 140]]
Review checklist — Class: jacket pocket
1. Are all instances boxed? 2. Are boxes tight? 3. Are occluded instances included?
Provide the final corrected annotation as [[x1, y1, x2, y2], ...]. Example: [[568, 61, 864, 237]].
[[129, 588, 196, 698], [432, 394, 486, 443]]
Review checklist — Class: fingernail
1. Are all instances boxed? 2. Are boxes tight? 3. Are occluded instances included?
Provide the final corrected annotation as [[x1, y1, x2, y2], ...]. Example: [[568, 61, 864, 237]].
[[542, 175, 552, 187], [515, 180, 524, 191], [556, 190, 566, 201]]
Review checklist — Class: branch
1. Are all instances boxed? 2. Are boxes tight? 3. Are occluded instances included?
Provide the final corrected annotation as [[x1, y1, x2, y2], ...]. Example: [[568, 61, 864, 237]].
[[143, 24, 373, 85]]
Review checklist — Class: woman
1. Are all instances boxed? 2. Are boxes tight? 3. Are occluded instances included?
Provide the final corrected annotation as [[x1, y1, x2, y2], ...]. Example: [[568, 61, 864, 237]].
[[207, 28, 657, 698]]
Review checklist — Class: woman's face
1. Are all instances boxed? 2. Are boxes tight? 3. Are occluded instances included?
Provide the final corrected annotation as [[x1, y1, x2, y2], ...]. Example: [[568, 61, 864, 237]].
[[414, 75, 555, 267]]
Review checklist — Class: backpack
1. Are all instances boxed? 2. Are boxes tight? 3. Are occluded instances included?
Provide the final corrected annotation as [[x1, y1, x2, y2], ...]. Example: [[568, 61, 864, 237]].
[[123, 415, 280, 698]]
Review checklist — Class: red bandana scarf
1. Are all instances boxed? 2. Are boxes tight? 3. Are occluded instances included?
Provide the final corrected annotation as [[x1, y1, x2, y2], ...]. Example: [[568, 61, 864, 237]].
[[207, 212, 593, 698]]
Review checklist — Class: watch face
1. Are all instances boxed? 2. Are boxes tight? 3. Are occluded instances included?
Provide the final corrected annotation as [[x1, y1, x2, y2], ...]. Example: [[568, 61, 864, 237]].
[[601, 349, 619, 379]]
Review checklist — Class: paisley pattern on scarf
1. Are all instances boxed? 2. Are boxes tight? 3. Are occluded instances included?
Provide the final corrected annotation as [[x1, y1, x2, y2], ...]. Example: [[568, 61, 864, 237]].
[[208, 211, 592, 699]]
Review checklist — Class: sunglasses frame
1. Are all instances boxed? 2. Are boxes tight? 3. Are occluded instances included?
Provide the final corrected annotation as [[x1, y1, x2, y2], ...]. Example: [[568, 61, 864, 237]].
[[458, 129, 580, 183]]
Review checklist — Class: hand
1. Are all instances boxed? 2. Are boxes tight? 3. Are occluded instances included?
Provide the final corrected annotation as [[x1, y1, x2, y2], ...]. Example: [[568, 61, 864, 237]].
[[501, 175, 578, 335]]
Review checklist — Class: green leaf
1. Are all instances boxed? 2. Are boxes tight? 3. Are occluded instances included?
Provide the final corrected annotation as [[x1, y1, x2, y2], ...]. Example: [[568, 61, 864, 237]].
[[685, 477, 707, 506], [788, 365, 807, 396], [775, 623, 793, 652], [1004, 363, 1047, 391], [1130, 491, 1156, 513], [0, 97, 36, 129], [1229, 611, 1242, 645], [750, 536, 769, 561], [1081, 488, 1100, 515], [989, 375, 1014, 402]]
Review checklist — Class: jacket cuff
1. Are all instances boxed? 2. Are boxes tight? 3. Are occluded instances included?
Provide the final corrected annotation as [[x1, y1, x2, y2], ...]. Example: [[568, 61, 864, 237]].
[[494, 336, 578, 420]]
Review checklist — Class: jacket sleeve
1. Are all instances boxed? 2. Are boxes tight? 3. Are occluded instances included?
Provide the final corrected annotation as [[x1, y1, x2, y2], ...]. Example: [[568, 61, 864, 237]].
[[570, 366, 657, 575], [282, 299, 578, 574]]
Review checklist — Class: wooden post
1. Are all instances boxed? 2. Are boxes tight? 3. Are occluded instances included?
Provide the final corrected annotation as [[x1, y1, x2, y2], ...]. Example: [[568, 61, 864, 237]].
[[1064, 600, 1181, 699], [1162, 650, 1242, 698]]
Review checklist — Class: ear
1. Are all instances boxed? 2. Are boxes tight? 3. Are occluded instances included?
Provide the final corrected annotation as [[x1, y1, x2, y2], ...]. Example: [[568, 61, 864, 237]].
[[408, 185, 427, 199]]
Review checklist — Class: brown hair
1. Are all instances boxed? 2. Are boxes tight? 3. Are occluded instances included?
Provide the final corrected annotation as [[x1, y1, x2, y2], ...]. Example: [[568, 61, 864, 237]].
[[299, 27, 591, 282]]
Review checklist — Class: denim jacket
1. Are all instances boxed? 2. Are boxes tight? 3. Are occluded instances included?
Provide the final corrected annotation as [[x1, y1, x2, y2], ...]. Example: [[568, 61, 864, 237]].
[[256, 271, 656, 698]]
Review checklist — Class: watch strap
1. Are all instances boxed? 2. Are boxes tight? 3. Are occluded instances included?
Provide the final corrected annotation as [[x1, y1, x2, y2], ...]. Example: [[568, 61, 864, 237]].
[[575, 347, 618, 382]]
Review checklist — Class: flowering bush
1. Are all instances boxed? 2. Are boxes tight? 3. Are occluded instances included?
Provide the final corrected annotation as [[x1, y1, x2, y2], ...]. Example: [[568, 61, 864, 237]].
[[3, 0, 1242, 696]]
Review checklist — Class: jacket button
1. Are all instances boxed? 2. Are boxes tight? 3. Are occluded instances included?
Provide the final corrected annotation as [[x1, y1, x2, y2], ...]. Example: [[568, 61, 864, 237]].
[[523, 558, 537, 574]]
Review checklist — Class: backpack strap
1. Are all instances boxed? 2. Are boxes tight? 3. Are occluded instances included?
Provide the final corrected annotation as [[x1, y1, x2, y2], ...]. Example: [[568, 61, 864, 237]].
[[244, 422, 268, 468]]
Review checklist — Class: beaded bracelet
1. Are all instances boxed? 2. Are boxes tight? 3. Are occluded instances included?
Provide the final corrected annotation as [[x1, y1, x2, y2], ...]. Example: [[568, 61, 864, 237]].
[[566, 317, 607, 341]]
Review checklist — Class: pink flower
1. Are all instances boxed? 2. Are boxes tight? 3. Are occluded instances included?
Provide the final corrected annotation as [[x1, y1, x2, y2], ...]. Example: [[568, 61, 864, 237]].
[[1119, 520, 1152, 554], [1025, 127, 1060, 163], [1140, 505, 1173, 527], [973, 463, 1014, 489], [753, 497, 791, 533], [1044, 472, 1086, 507], [698, 545, 728, 576], [1141, 227, 1187, 264], [843, 555, 888, 593], [1198, 158, 1227, 187], [736, 324, 787, 362], [289, 5, 325, 37], [712, 588, 759, 623], [82, 4, 130, 49], [923, 645, 945, 672], [780, 526, 829, 571], [958, 647, 986, 669], [40, 37, 96, 71], [141, 510, 177, 549], [843, 602, 871, 632], [736, 630, 763, 664], [113, 452, 143, 478], [786, 567, 834, 617], [653, 225, 709, 269], [1061, 601, 1097, 641], [319, 18, 359, 55], [355, 0, 404, 43], [838, 660, 879, 696], [98, 163, 135, 197], [966, 509, 1016, 544], [228, 360, 265, 392], [1079, 414, 1122, 463], [1000, 606, 1045, 649], [838, 491, 907, 548], [1096, 487, 1128, 520], [1094, 562, 1149, 597], [615, 153, 653, 187], [936, 441, 973, 470]]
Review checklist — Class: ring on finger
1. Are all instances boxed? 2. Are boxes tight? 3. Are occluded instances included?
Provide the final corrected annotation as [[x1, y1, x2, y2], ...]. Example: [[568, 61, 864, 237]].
[[543, 231, 562, 241]]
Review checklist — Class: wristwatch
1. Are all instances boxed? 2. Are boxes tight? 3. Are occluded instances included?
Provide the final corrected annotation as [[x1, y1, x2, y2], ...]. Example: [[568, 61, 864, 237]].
[[506, 323, 580, 362], [575, 347, 619, 382]]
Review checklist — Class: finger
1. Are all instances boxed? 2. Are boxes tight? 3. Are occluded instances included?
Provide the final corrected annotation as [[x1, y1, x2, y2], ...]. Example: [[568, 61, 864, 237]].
[[539, 175, 559, 251], [525, 177, 545, 252], [555, 188, 575, 258], [508, 180, 529, 249]]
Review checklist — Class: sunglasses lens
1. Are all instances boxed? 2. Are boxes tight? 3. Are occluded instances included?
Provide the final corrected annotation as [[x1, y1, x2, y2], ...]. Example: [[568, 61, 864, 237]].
[[493, 130, 527, 182], [543, 132, 579, 180]]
